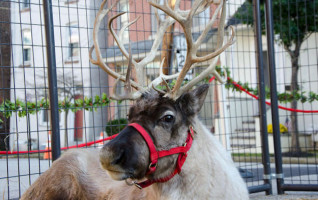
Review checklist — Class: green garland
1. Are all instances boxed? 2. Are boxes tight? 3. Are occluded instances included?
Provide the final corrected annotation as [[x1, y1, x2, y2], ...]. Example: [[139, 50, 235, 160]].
[[0, 93, 110, 123], [212, 66, 318, 103], [1, 68, 318, 123], [224, 79, 318, 104]]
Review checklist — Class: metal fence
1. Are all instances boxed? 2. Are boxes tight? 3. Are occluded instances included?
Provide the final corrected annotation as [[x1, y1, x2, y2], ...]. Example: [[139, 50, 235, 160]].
[[0, 0, 318, 199]]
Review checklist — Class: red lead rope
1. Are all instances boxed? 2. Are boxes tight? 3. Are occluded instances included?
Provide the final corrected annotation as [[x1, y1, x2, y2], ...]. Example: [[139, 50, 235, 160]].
[[129, 123, 194, 189]]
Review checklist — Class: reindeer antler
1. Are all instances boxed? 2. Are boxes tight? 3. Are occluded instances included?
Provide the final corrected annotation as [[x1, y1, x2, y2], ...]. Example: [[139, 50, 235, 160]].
[[89, 0, 145, 96], [90, 0, 234, 100], [149, 0, 235, 98], [110, 46, 143, 100], [90, 0, 180, 100]]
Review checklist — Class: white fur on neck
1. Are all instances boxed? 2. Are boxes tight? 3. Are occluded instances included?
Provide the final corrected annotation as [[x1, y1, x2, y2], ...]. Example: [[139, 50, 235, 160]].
[[154, 118, 249, 200]]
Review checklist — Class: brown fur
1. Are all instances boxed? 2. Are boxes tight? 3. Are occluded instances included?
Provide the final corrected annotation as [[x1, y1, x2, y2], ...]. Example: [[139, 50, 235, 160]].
[[21, 85, 249, 199], [21, 149, 159, 200], [21, 87, 204, 200], [100, 90, 193, 182]]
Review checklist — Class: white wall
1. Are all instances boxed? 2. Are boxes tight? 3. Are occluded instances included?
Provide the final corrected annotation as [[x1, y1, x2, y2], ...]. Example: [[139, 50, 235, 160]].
[[9, 0, 108, 150], [220, 25, 318, 134]]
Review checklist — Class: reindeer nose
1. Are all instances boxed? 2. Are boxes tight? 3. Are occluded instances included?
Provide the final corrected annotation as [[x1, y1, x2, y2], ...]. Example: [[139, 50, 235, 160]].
[[111, 148, 125, 165], [99, 143, 127, 169], [100, 126, 140, 169]]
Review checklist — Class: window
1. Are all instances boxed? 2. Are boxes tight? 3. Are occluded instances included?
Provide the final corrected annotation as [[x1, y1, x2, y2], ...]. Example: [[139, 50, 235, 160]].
[[23, 48, 31, 63], [22, 0, 30, 9], [22, 29, 32, 65], [117, 1, 129, 44], [68, 23, 79, 59], [69, 42, 79, 58], [42, 109, 49, 123]]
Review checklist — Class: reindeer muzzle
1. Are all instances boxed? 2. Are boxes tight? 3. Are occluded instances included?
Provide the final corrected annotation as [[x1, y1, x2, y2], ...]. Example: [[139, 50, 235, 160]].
[[127, 123, 194, 189]]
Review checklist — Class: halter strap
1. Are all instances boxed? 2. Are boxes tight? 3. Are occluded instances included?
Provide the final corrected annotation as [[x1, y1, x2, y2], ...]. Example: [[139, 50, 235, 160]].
[[128, 123, 194, 189]]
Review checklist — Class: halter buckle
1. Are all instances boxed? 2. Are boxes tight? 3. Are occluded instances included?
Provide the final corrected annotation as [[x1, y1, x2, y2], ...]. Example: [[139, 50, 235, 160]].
[[189, 125, 195, 139], [148, 162, 157, 170], [125, 179, 143, 190], [134, 182, 143, 190]]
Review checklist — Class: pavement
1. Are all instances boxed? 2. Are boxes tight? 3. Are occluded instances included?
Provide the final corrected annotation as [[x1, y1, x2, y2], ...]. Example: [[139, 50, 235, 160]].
[[0, 157, 51, 199], [249, 171, 318, 200], [242, 162, 318, 200], [0, 158, 318, 200], [250, 193, 318, 200]]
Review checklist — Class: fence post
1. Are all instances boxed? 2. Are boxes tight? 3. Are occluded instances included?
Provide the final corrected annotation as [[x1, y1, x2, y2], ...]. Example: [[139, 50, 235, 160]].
[[253, 0, 272, 195], [43, 0, 61, 161], [264, 0, 284, 194]]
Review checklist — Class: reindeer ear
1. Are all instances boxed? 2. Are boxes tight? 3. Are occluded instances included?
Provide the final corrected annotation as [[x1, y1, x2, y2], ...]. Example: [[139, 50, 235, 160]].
[[177, 84, 209, 115]]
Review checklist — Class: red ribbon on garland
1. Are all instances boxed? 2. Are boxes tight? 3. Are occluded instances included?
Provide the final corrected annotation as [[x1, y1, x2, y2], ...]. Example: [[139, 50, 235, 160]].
[[209, 76, 318, 113], [0, 134, 118, 155], [2, 77, 317, 156]]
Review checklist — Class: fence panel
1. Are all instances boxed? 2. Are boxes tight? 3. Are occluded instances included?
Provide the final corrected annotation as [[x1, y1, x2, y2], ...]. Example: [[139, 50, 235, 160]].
[[233, 0, 318, 194], [0, 0, 112, 198], [1, 0, 318, 199], [266, 0, 318, 193]]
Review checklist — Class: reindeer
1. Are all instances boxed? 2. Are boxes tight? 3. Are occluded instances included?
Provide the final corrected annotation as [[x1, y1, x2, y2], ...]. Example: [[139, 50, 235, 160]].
[[21, 0, 249, 199]]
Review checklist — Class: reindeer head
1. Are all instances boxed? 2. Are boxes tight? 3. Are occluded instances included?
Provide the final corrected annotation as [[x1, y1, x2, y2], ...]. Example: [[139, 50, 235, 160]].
[[99, 84, 209, 181], [89, 0, 234, 188]]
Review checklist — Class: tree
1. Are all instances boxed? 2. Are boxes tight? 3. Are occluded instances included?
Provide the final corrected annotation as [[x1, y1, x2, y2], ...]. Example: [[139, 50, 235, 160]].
[[56, 73, 83, 147], [27, 71, 82, 147], [0, 1, 11, 151], [234, 0, 318, 155]]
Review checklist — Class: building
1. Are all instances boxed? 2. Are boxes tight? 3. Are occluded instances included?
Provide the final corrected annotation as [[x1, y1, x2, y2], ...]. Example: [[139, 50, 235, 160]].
[[9, 0, 110, 150], [10, 0, 314, 154], [218, 0, 318, 152]]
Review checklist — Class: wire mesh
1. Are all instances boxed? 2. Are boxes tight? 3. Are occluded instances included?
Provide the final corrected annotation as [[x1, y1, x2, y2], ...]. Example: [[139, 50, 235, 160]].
[[0, 0, 317, 199], [230, 0, 318, 193]]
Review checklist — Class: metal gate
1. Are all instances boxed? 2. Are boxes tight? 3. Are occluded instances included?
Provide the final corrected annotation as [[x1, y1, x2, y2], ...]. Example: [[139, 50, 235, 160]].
[[0, 0, 318, 199]]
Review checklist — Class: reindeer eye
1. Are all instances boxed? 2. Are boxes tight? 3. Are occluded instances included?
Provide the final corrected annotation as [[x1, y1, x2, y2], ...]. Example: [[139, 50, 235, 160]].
[[161, 115, 174, 123]]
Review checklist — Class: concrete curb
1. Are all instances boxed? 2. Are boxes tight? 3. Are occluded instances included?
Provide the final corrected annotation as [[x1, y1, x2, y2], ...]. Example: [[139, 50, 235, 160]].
[[234, 156, 318, 164]]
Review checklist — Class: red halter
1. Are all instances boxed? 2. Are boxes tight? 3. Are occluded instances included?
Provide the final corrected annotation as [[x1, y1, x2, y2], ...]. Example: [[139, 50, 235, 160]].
[[127, 123, 194, 189]]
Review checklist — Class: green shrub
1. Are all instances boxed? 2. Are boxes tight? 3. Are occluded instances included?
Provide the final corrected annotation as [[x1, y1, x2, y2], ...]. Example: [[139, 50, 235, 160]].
[[105, 118, 128, 136]]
